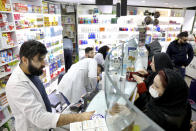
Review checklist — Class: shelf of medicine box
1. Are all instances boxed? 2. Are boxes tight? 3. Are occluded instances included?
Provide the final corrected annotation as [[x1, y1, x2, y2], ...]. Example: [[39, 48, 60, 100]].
[[50, 67, 65, 81], [0, 103, 9, 112], [0, 58, 19, 67], [46, 44, 63, 52], [0, 11, 12, 14], [0, 71, 13, 79], [165, 30, 181, 32], [0, 65, 17, 79], [13, 12, 44, 16], [0, 30, 16, 33], [15, 25, 63, 31], [43, 13, 61, 16], [0, 89, 5, 95], [0, 45, 19, 52], [49, 50, 64, 58], [0, 114, 12, 127], [62, 23, 75, 25]]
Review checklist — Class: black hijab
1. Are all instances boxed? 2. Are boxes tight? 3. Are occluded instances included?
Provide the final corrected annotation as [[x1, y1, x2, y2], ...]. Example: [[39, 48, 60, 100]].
[[146, 69, 190, 130], [149, 69, 188, 113], [98, 46, 109, 60], [145, 53, 173, 88], [154, 53, 173, 72], [145, 40, 162, 62]]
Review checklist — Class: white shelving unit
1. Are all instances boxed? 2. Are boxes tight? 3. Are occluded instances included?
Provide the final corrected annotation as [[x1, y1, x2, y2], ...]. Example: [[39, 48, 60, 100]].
[[61, 5, 78, 63], [0, 103, 9, 112], [77, 5, 185, 57], [0, 45, 18, 51], [0, 0, 16, 128], [0, 58, 19, 66], [0, 89, 5, 95], [0, 0, 65, 128]]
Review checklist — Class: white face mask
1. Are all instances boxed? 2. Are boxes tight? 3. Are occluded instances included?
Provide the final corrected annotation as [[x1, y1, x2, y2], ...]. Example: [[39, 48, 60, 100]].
[[149, 86, 159, 98]]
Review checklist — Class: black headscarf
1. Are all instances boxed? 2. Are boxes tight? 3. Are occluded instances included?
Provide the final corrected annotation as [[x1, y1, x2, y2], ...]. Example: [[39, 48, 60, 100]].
[[98, 46, 109, 60], [145, 53, 173, 88], [145, 40, 162, 62], [154, 53, 173, 72], [145, 69, 190, 130]]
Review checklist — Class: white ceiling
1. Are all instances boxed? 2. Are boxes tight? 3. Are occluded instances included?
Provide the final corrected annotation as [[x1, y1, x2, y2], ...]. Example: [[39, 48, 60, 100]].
[[50, 0, 196, 8]]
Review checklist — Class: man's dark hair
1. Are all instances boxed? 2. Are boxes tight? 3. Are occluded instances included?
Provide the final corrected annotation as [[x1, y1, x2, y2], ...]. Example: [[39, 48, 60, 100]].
[[85, 47, 93, 54], [177, 31, 188, 38], [98, 45, 110, 60], [19, 40, 48, 61], [63, 36, 69, 39], [98, 64, 104, 72]]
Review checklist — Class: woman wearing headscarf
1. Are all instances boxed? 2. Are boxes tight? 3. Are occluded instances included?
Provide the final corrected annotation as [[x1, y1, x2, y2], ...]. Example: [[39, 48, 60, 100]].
[[142, 69, 191, 130], [145, 40, 162, 72], [94, 45, 110, 66], [133, 52, 173, 95]]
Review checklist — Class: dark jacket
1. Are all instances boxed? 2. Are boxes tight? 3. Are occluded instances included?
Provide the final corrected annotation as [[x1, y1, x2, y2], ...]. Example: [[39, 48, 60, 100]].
[[135, 69, 191, 131], [166, 40, 194, 67]]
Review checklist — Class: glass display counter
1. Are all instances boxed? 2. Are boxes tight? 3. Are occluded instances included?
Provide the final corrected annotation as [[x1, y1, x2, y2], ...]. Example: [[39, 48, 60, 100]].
[[104, 38, 164, 131]]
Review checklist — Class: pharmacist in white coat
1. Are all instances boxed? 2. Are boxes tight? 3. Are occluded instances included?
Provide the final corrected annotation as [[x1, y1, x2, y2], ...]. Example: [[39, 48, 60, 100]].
[[58, 58, 100, 104], [5, 40, 94, 131]]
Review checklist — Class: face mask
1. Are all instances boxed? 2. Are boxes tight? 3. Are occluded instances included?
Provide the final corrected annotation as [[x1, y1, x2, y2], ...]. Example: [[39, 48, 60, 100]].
[[149, 86, 159, 98]]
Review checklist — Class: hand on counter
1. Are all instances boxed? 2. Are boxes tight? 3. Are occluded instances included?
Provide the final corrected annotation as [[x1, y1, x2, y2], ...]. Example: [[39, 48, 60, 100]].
[[109, 103, 129, 116], [81, 111, 95, 120], [132, 74, 143, 84], [137, 69, 148, 76], [57, 111, 95, 127]]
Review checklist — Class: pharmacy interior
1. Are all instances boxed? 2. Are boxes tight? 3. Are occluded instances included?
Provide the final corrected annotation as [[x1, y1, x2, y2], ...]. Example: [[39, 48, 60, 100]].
[[0, 0, 196, 130]]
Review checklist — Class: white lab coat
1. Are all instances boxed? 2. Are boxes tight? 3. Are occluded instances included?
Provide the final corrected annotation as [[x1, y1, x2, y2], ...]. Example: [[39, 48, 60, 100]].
[[5, 66, 60, 131], [58, 58, 97, 104], [94, 53, 105, 66]]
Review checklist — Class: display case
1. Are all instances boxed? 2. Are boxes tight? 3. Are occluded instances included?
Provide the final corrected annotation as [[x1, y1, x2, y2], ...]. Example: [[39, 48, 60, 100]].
[[104, 38, 164, 131]]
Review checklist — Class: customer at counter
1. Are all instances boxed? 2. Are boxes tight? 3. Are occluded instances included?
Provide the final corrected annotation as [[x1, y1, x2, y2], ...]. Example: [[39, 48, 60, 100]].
[[138, 69, 191, 130], [58, 58, 103, 104], [94, 45, 110, 66], [112, 69, 191, 130], [145, 40, 162, 72], [5, 40, 94, 131], [132, 53, 173, 95]]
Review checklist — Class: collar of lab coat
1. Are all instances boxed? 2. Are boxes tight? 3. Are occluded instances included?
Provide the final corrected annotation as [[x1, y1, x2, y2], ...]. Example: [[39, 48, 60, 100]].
[[14, 65, 45, 99], [15, 65, 31, 82]]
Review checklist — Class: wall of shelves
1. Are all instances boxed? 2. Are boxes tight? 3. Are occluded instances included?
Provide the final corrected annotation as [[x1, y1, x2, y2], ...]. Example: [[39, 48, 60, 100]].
[[0, 0, 65, 129], [77, 5, 185, 57], [61, 4, 78, 63], [0, 0, 18, 128]]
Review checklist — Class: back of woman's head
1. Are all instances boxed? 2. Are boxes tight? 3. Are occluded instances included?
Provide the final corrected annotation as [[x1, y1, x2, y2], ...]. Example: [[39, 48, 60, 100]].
[[145, 40, 162, 61], [155, 69, 188, 108], [98, 46, 109, 59], [154, 53, 173, 72]]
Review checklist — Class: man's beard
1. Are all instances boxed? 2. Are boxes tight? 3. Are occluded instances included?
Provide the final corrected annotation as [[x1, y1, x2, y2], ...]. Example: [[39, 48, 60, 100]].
[[28, 61, 45, 76]]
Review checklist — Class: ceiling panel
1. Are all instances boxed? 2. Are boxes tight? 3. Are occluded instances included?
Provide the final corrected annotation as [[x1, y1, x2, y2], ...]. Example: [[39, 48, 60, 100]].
[[50, 0, 196, 8]]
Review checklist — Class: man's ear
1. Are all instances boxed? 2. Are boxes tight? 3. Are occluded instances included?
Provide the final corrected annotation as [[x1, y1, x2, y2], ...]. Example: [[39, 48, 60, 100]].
[[21, 56, 29, 65]]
